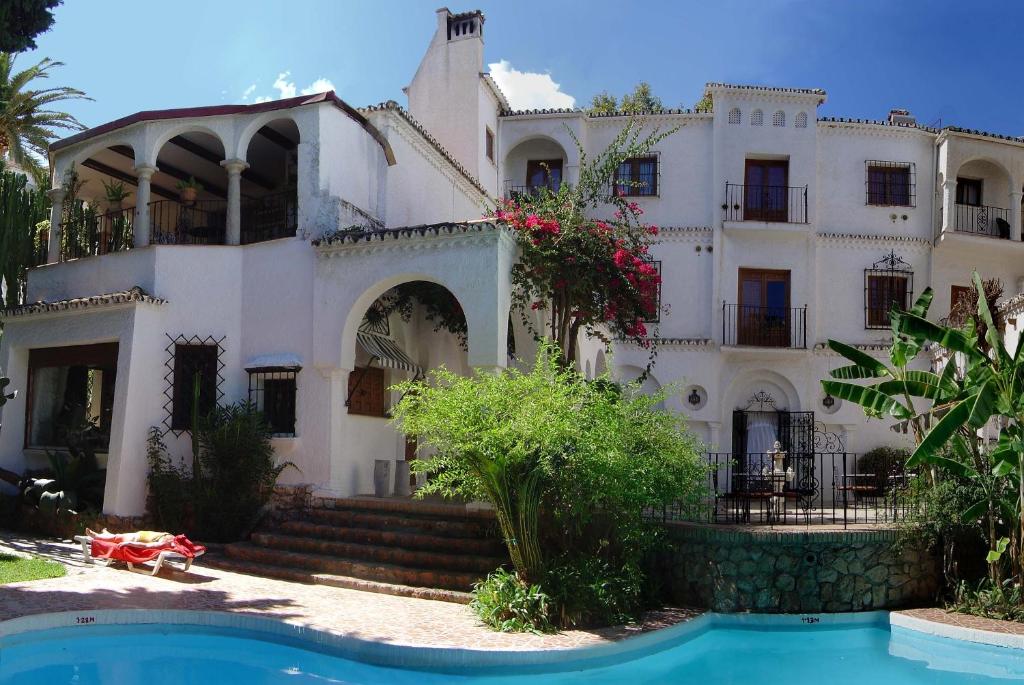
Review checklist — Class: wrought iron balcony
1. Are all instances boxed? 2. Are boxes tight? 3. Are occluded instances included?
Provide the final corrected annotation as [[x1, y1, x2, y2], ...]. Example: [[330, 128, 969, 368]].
[[150, 200, 227, 245], [953, 203, 1011, 239], [240, 189, 298, 244], [723, 183, 808, 224], [60, 206, 134, 261], [722, 303, 807, 348], [503, 180, 562, 201]]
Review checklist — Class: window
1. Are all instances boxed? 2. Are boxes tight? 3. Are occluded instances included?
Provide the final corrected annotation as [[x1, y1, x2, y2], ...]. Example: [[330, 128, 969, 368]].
[[348, 366, 386, 417], [26, 343, 118, 450], [956, 178, 982, 206], [795, 112, 808, 129], [772, 110, 785, 127], [248, 368, 297, 436], [613, 156, 658, 196], [743, 159, 789, 222], [751, 109, 763, 126], [171, 344, 218, 430], [525, 159, 562, 192], [736, 268, 791, 347], [728, 108, 741, 125], [485, 127, 495, 163], [866, 161, 915, 207], [865, 274, 909, 328]]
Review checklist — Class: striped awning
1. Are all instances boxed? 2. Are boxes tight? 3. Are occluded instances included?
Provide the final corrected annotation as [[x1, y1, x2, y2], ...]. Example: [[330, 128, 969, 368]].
[[356, 331, 421, 375]]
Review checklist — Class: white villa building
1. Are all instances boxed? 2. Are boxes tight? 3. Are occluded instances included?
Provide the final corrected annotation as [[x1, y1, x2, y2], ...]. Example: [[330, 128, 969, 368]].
[[3, 8, 1024, 518]]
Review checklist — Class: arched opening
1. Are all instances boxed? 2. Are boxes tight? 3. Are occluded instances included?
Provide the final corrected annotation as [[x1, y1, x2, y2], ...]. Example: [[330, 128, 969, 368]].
[[57, 142, 145, 261], [613, 364, 664, 410], [502, 136, 569, 199], [952, 158, 1013, 238], [150, 131, 228, 244], [342, 280, 469, 494], [241, 118, 301, 243]]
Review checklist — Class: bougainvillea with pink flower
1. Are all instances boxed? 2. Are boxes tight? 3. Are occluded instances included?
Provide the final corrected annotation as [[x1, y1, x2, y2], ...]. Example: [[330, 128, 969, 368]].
[[491, 120, 674, 365]]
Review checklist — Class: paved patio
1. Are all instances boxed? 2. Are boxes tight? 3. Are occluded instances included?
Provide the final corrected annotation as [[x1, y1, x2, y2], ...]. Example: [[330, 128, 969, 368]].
[[0, 533, 697, 651]]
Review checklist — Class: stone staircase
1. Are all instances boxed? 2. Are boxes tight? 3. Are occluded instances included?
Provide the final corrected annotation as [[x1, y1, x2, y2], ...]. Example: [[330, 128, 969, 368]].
[[208, 496, 507, 604]]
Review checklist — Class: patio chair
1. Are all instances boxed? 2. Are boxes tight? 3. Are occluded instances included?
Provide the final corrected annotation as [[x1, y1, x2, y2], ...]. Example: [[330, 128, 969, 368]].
[[74, 534, 206, 576]]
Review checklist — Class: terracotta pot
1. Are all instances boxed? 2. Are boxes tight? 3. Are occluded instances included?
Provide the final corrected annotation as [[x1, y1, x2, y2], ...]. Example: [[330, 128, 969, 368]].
[[179, 187, 198, 203], [107, 199, 123, 213]]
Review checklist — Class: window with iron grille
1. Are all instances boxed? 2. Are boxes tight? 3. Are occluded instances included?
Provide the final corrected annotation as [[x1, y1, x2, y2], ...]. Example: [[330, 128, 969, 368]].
[[613, 156, 658, 197], [644, 260, 663, 323], [171, 344, 218, 430], [864, 251, 913, 329], [248, 368, 298, 436], [866, 161, 915, 207]]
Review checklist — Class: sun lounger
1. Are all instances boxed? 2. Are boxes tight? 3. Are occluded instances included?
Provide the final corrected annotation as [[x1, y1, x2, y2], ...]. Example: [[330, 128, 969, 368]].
[[74, 534, 206, 576]]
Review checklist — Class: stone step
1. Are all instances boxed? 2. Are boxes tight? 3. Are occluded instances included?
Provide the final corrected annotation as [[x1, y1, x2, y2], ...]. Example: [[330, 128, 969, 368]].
[[224, 542, 485, 591], [314, 495, 496, 521], [251, 532, 504, 573], [305, 507, 498, 539], [275, 519, 507, 557], [207, 557, 471, 604]]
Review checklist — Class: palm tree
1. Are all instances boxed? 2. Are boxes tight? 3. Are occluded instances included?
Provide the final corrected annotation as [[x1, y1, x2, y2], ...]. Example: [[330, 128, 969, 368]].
[[0, 52, 89, 182]]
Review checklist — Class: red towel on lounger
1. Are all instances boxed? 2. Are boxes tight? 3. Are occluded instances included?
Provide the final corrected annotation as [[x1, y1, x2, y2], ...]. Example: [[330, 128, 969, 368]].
[[90, 535, 206, 564]]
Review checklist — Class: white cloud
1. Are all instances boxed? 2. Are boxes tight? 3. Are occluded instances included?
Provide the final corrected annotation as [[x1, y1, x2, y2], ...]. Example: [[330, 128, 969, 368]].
[[301, 77, 336, 95], [245, 73, 336, 104], [487, 59, 575, 110]]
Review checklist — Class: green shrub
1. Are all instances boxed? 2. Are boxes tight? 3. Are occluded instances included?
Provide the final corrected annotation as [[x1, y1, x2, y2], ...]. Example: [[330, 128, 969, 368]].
[[951, 579, 1024, 622], [856, 446, 909, 493], [392, 344, 706, 629], [471, 568, 554, 633], [542, 555, 644, 628], [146, 402, 294, 542]]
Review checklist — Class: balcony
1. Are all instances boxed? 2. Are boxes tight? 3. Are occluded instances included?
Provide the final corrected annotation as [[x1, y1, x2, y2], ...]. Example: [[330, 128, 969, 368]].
[[58, 207, 134, 262], [722, 303, 807, 349], [723, 183, 808, 224], [503, 180, 561, 202], [953, 203, 1012, 239]]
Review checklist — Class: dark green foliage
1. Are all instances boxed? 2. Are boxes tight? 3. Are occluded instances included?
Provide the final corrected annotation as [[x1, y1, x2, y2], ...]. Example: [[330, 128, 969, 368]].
[[0, 162, 48, 306], [541, 555, 645, 628], [146, 403, 295, 542], [857, 446, 910, 494], [470, 568, 554, 633], [0, 0, 60, 53], [951, 580, 1024, 622]]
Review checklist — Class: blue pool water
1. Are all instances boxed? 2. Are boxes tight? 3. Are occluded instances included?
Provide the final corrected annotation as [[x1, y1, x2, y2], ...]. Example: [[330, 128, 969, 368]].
[[2, 618, 1024, 684]]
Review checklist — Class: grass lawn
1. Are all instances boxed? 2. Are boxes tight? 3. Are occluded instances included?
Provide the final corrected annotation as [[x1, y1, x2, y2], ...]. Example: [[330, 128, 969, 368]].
[[0, 553, 66, 584]]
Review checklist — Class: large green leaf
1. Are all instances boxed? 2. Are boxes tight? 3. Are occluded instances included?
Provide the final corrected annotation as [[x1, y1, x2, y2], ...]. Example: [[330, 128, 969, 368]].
[[928, 454, 975, 479], [821, 380, 912, 419], [825, 340, 890, 377], [972, 271, 1011, 367], [965, 379, 998, 429], [907, 398, 972, 466], [961, 498, 989, 523], [897, 313, 984, 361], [873, 379, 944, 400], [830, 364, 887, 380]]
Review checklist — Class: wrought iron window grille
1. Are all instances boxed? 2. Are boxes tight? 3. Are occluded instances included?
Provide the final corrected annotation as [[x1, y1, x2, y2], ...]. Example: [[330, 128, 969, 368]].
[[864, 251, 913, 329], [247, 367, 298, 436], [162, 334, 226, 434], [865, 160, 915, 207]]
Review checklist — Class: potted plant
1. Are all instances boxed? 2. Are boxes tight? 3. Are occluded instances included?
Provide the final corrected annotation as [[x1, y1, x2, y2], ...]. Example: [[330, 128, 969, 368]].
[[176, 177, 203, 204], [101, 179, 131, 213]]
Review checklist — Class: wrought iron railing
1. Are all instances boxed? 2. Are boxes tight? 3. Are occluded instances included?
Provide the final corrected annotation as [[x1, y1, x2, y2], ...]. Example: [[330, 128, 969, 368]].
[[241, 189, 297, 244], [722, 303, 806, 348], [59, 207, 134, 261], [652, 452, 918, 527], [150, 200, 227, 245], [723, 183, 808, 224], [954, 203, 1011, 239], [503, 181, 563, 201]]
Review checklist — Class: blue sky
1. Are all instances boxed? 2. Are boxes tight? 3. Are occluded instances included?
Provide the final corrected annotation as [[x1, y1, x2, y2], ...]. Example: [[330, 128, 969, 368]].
[[21, 0, 1024, 136]]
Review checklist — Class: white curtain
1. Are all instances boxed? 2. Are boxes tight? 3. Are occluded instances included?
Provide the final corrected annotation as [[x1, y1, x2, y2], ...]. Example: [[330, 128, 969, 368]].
[[745, 411, 778, 472]]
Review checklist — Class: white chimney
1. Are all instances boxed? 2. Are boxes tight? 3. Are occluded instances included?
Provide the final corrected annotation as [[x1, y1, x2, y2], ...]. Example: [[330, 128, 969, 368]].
[[888, 109, 916, 126]]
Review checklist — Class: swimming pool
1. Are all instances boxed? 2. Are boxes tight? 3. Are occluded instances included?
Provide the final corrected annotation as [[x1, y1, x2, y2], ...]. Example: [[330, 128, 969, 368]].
[[1, 611, 1022, 683]]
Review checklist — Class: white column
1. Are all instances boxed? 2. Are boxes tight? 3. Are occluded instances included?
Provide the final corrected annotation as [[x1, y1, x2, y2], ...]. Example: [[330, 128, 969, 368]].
[[1011, 190, 1023, 242], [220, 158, 249, 245], [45, 188, 66, 263], [132, 164, 157, 248], [941, 178, 956, 236]]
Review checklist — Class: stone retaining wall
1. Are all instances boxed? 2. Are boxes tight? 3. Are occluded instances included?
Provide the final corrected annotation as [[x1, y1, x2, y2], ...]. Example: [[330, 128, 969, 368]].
[[662, 523, 940, 613]]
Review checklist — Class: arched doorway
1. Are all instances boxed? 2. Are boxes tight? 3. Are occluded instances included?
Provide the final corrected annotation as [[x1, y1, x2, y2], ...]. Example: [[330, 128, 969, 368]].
[[150, 130, 228, 244], [241, 118, 301, 243]]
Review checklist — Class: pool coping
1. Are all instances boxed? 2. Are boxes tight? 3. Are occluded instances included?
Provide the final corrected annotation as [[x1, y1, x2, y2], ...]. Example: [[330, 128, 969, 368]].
[[0, 608, 1021, 672]]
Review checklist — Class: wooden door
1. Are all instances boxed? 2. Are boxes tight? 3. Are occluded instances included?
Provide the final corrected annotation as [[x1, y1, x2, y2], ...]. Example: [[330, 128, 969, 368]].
[[744, 160, 789, 222], [738, 269, 791, 346]]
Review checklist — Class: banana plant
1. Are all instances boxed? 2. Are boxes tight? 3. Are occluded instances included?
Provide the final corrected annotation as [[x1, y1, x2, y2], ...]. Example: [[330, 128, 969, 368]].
[[823, 271, 1024, 584]]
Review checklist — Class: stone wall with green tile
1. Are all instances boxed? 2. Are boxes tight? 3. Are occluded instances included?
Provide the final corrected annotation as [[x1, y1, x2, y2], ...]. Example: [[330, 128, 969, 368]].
[[661, 523, 941, 613]]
